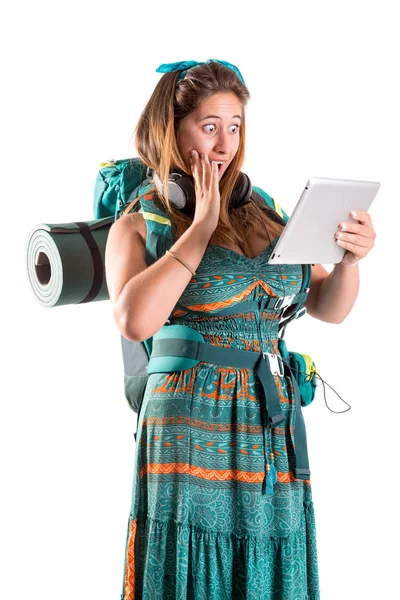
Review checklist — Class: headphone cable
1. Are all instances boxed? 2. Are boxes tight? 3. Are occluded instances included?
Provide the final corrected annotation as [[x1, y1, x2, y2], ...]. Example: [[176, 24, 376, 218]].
[[251, 199, 351, 414]]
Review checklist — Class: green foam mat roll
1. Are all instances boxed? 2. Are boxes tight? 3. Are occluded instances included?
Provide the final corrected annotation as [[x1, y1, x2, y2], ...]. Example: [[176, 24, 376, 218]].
[[25, 216, 114, 307]]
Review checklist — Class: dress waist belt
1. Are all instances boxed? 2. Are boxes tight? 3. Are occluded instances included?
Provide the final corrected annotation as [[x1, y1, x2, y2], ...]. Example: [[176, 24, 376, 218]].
[[150, 337, 311, 495]]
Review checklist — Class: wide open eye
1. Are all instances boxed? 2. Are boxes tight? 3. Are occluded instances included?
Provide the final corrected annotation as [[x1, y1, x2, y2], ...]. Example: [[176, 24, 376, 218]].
[[203, 124, 240, 134], [203, 124, 215, 133]]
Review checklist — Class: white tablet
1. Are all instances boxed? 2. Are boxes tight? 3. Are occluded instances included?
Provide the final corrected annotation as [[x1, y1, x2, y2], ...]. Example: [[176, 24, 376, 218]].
[[267, 176, 380, 265]]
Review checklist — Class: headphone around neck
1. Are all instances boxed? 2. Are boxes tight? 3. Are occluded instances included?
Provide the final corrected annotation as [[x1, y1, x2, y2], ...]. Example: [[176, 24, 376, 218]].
[[148, 166, 253, 216]]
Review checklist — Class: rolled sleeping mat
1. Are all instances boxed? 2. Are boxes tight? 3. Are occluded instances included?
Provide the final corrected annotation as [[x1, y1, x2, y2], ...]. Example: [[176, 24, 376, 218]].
[[25, 216, 114, 307]]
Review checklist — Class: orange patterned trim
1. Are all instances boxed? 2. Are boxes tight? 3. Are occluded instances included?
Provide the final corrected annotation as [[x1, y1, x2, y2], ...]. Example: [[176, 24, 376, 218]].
[[172, 280, 277, 316], [142, 416, 296, 434], [140, 461, 310, 485], [123, 518, 137, 600]]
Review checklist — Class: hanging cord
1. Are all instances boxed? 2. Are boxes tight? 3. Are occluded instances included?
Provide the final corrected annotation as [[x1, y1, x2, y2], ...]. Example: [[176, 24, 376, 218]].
[[251, 200, 288, 493], [249, 199, 351, 497], [251, 200, 287, 355], [283, 363, 352, 414], [252, 200, 352, 414]]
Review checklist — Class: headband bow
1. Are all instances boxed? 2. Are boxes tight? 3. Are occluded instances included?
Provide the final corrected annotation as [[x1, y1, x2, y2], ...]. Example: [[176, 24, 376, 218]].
[[155, 59, 246, 85]]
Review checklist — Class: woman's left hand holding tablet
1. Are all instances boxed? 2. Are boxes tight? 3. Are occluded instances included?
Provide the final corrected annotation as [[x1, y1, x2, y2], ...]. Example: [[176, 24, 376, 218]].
[[334, 211, 377, 266]]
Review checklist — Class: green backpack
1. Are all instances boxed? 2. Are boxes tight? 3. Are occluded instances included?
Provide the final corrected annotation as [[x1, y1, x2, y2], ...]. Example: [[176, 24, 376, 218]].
[[94, 158, 318, 426]]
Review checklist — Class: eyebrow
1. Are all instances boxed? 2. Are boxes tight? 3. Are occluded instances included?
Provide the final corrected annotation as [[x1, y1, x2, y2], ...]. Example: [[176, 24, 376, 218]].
[[198, 114, 242, 121]]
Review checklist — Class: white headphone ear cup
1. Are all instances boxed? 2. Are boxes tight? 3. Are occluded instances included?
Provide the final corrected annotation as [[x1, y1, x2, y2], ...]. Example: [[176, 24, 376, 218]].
[[153, 170, 194, 212], [168, 180, 190, 209], [152, 170, 163, 197]]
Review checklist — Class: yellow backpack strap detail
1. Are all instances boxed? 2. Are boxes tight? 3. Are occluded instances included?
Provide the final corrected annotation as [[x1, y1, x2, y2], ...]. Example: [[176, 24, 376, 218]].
[[141, 211, 172, 227], [99, 160, 117, 169], [271, 197, 284, 219], [252, 186, 289, 223], [301, 353, 317, 381]]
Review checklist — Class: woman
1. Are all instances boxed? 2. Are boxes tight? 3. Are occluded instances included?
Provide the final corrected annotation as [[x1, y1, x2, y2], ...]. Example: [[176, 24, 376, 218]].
[[105, 59, 376, 600]]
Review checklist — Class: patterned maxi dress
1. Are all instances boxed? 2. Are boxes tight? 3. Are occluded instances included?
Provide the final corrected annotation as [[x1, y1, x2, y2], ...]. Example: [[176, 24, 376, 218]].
[[120, 197, 320, 600]]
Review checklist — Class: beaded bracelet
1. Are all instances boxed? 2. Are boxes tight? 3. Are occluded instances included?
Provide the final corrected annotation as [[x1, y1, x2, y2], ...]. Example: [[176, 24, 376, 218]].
[[166, 250, 196, 276]]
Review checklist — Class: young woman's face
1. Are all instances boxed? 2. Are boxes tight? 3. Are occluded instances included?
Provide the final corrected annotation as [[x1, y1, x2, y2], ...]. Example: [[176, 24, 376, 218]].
[[176, 91, 243, 180]]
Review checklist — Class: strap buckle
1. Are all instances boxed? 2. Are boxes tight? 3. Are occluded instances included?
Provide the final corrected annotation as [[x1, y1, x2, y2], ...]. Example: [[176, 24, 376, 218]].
[[294, 307, 307, 320], [263, 352, 285, 377], [274, 294, 295, 310]]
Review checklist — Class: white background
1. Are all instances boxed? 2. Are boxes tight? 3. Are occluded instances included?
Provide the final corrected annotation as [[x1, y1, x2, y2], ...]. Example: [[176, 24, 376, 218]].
[[1, 0, 398, 598]]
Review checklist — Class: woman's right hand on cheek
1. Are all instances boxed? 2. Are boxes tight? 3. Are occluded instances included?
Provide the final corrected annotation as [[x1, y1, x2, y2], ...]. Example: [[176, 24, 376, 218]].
[[190, 150, 221, 235]]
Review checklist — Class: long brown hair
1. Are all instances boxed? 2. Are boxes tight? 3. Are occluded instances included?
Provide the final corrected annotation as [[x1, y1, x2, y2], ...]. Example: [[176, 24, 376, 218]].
[[123, 61, 285, 255]]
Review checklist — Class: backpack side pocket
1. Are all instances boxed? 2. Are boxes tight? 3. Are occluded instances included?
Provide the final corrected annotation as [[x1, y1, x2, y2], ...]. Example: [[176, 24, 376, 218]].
[[289, 351, 317, 407]]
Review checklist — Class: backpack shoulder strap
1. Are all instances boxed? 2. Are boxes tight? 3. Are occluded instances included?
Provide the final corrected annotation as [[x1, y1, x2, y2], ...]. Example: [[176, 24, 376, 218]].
[[251, 185, 312, 332], [137, 188, 174, 266], [119, 182, 172, 419], [252, 185, 290, 223]]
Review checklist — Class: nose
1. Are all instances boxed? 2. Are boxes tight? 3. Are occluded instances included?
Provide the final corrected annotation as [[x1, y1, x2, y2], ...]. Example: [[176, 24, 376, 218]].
[[214, 129, 231, 155]]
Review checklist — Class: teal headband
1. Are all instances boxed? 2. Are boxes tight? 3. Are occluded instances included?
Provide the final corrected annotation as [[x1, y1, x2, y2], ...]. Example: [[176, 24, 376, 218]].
[[155, 59, 246, 85]]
